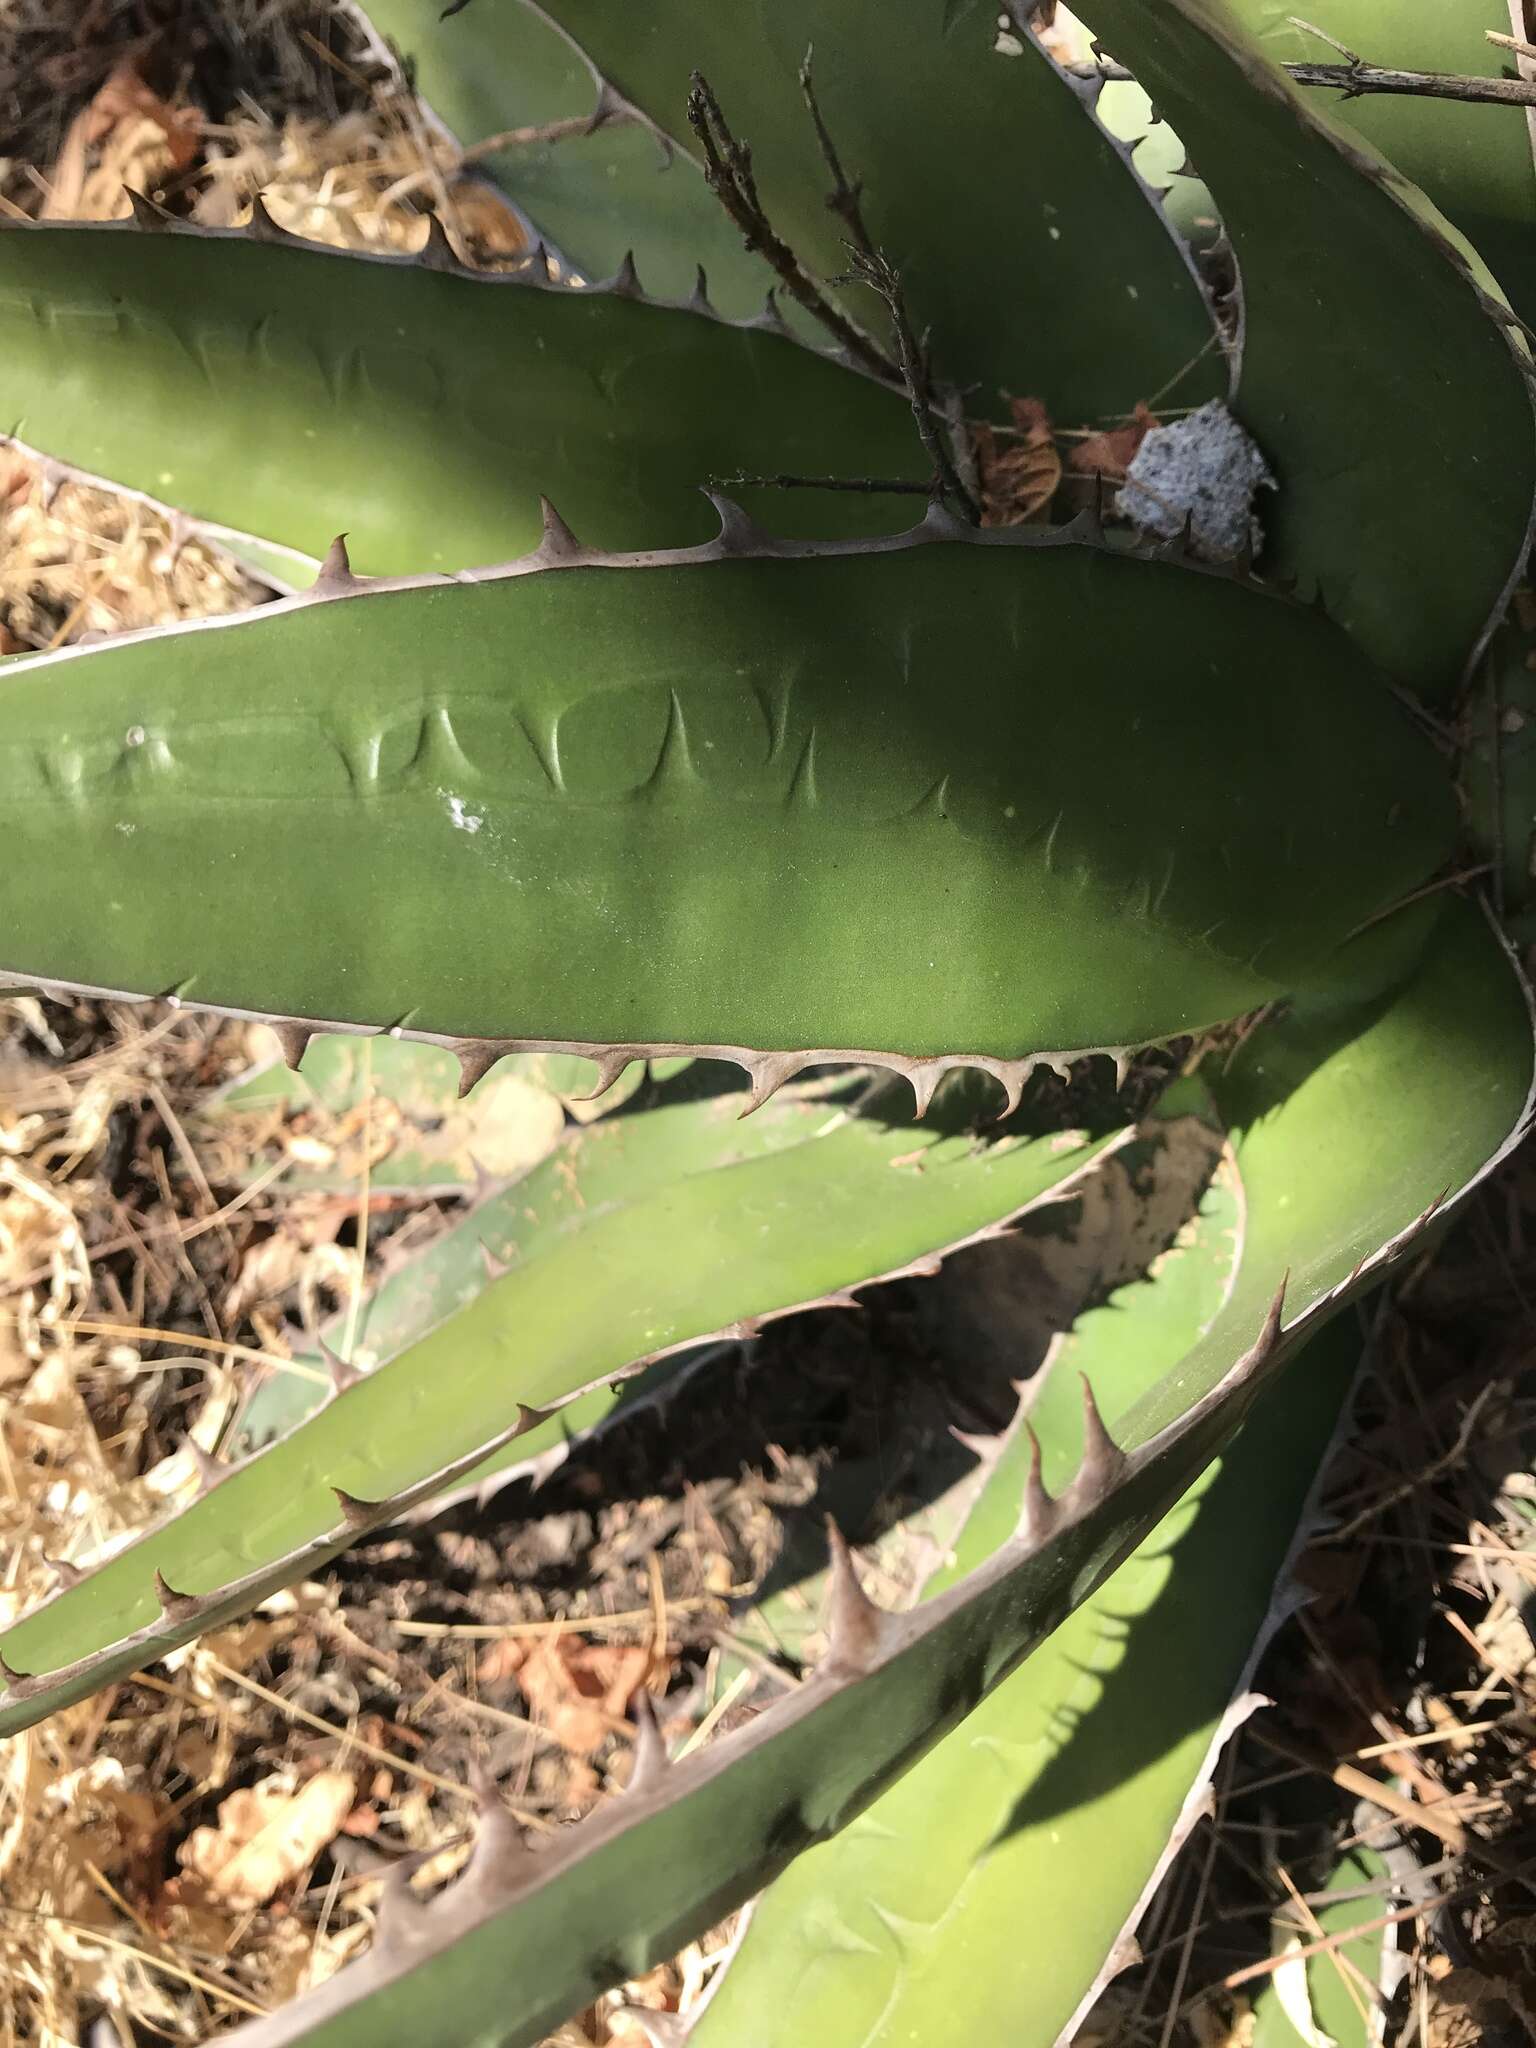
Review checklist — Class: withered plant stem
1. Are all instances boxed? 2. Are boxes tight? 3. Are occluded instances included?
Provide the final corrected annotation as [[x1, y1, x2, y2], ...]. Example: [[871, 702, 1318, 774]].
[[843, 245, 982, 524], [1072, 53, 1536, 108], [707, 471, 939, 495], [685, 71, 896, 382], [799, 49, 980, 522]]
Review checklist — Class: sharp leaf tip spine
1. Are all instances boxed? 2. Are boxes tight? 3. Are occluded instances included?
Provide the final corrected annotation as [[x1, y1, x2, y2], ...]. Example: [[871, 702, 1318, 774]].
[[824, 1517, 890, 1672], [628, 1691, 670, 1794], [319, 1337, 362, 1394], [479, 1240, 511, 1281], [153, 1569, 198, 1618], [332, 1487, 378, 1530]]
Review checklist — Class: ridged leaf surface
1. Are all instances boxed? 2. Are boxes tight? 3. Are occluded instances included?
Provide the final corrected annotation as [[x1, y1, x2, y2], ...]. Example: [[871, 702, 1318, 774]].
[[442, 0, 1222, 417], [0, 219, 921, 574], [358, 0, 785, 314], [1085, 0, 1535, 699], [0, 523, 1453, 1075]]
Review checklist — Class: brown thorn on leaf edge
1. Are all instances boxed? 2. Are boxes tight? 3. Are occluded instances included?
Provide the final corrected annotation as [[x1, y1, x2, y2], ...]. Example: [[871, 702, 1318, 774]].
[[315, 533, 357, 593], [534, 495, 584, 566], [479, 1240, 512, 1282], [455, 1040, 505, 1097], [332, 1487, 380, 1530], [419, 212, 459, 273], [153, 1569, 200, 1620], [1072, 1375, 1128, 1498], [245, 192, 289, 243], [1019, 1425, 1055, 1541], [628, 1689, 670, 1796], [823, 1515, 891, 1673], [319, 1336, 363, 1394], [268, 1020, 311, 1072], [188, 1440, 224, 1491], [124, 187, 171, 230]]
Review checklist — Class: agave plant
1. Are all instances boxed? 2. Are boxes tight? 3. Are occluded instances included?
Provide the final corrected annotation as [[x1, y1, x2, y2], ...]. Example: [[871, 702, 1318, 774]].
[[0, 0, 1533, 2040]]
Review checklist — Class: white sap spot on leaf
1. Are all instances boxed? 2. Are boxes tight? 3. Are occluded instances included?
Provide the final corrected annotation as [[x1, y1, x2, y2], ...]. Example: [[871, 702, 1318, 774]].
[[441, 790, 483, 835], [116, 821, 135, 836]]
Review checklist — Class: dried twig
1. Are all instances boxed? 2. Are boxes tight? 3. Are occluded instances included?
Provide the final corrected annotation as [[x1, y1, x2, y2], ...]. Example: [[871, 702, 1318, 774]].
[[1069, 34, 1536, 109], [798, 50, 980, 524], [684, 72, 894, 381], [706, 470, 937, 495], [1321, 1378, 1505, 1544], [840, 246, 980, 523]]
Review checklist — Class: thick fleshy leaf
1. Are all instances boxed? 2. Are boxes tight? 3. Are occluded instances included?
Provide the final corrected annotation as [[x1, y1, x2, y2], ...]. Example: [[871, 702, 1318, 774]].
[[0, 1072, 1125, 1734], [1221, 0, 1536, 324], [192, 897, 1533, 2048], [694, 1232, 1361, 2048], [0, 217, 921, 575], [1460, 589, 1536, 930], [1084, 0, 1536, 700], [228, 1057, 755, 1453], [1251, 1843, 1394, 2048], [0, 519, 1452, 1082], [205, 1033, 566, 1196], [415, 0, 1222, 418], [358, 0, 784, 313]]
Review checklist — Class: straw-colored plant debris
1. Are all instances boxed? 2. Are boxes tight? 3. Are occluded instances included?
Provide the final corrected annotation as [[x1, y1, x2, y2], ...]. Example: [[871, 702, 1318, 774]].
[[0, 0, 530, 655], [0, 451, 264, 654]]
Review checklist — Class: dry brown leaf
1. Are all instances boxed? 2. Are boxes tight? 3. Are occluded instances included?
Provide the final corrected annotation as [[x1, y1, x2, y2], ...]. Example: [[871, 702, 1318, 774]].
[[480, 1638, 657, 1758], [178, 1769, 355, 1908], [437, 178, 529, 262], [43, 57, 199, 221], [978, 396, 1062, 527], [1067, 400, 1160, 484]]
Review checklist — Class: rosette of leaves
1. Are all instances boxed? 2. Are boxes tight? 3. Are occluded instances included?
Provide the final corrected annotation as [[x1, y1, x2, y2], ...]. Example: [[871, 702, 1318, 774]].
[[0, 0, 1532, 2040]]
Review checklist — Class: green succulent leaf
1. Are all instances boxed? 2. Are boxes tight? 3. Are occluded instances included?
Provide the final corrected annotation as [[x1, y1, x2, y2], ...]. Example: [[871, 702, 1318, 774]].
[[0, 521, 1453, 1078], [1083, 0, 1536, 700], [1220, 0, 1536, 326], [190, 896, 1532, 2048], [0, 218, 922, 575], [0, 1069, 1126, 1735], [417, 0, 1223, 418], [357, 0, 789, 316], [1251, 1842, 1394, 2048], [1459, 589, 1536, 930], [694, 1231, 1361, 2048], [206, 1033, 568, 1197], [229, 1057, 754, 1457]]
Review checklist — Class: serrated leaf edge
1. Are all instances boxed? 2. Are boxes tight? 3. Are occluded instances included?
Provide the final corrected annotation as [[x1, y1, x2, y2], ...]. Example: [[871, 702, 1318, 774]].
[[0, 1121, 1132, 1733]]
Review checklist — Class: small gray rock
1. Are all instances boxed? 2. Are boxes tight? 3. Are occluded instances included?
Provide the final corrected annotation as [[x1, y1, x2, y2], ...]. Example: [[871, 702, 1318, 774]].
[[1116, 399, 1275, 561]]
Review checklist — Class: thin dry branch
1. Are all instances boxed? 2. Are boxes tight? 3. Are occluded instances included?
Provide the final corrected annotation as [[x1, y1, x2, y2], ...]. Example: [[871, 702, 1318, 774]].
[[1071, 38, 1536, 108], [798, 49, 980, 523], [684, 71, 895, 381]]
